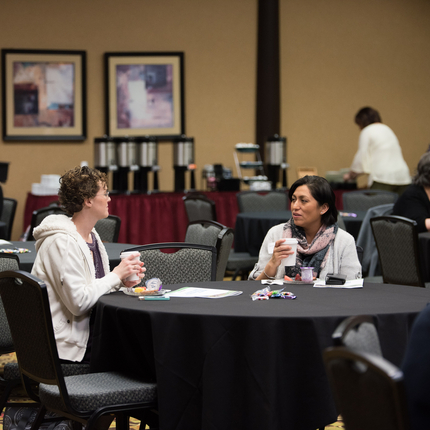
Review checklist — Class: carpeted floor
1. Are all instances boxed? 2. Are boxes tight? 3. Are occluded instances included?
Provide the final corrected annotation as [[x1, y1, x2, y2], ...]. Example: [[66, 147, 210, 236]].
[[0, 352, 344, 429]]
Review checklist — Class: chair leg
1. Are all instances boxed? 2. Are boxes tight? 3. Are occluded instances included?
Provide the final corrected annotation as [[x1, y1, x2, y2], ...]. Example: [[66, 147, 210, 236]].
[[115, 413, 129, 430], [29, 405, 47, 430], [231, 269, 240, 281]]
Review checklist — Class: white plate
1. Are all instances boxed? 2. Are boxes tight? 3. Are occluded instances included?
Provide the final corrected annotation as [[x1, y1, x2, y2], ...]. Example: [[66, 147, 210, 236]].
[[283, 280, 315, 285], [123, 289, 167, 297]]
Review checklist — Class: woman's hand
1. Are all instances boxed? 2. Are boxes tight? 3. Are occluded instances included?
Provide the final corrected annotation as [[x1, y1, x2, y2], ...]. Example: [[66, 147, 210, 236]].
[[257, 239, 295, 280], [269, 239, 295, 268], [112, 252, 146, 283]]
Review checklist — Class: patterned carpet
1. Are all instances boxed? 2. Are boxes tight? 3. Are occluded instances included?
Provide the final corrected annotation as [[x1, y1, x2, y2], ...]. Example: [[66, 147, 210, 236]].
[[0, 353, 344, 429]]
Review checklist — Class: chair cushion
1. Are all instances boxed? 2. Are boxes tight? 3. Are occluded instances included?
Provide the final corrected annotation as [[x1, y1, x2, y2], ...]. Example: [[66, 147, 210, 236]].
[[4, 362, 91, 381], [226, 252, 258, 270], [3, 362, 20, 380], [39, 372, 157, 412]]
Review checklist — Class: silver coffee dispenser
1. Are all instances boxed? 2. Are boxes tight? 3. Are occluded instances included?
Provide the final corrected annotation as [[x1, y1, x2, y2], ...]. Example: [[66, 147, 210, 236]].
[[94, 136, 117, 190], [265, 135, 288, 189], [134, 136, 159, 193], [173, 135, 195, 192], [113, 136, 135, 193]]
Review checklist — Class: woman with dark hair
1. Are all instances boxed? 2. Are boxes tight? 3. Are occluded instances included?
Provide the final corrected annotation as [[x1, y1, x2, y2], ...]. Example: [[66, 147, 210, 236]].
[[343, 107, 411, 194], [249, 176, 361, 281], [392, 152, 430, 233]]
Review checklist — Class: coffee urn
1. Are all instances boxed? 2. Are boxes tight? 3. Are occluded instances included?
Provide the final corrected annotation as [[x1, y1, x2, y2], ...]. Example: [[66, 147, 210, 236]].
[[173, 135, 195, 192], [94, 135, 117, 190], [265, 135, 288, 189], [134, 136, 159, 193], [113, 136, 135, 193]]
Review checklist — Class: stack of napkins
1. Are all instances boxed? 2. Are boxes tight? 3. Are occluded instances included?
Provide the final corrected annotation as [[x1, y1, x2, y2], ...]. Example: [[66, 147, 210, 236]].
[[313, 279, 364, 289]]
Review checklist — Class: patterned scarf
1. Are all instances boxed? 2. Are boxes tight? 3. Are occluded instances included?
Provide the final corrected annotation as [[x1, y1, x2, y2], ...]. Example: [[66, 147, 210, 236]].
[[283, 219, 338, 278]]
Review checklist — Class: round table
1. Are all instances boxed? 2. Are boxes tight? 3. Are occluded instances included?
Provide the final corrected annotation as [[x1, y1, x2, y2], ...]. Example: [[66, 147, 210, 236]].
[[91, 280, 430, 430]]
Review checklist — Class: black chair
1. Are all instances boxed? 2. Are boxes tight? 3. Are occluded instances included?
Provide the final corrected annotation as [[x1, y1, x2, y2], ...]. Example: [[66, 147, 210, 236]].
[[236, 191, 288, 213], [183, 194, 257, 280], [0, 198, 17, 241], [323, 346, 409, 430], [94, 214, 121, 243], [357, 203, 394, 278], [123, 242, 217, 284], [28, 205, 68, 241], [0, 256, 90, 414], [0, 270, 158, 430], [0, 254, 25, 412], [332, 315, 382, 356], [342, 190, 398, 212], [185, 220, 234, 281], [370, 215, 424, 287], [182, 193, 217, 222]]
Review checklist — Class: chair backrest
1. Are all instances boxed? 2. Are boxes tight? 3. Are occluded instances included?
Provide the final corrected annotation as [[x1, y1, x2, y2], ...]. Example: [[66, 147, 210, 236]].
[[343, 190, 398, 212], [356, 203, 394, 277], [236, 191, 288, 213], [94, 215, 121, 243], [337, 213, 346, 231], [182, 193, 217, 222], [185, 220, 234, 281], [0, 271, 70, 400], [123, 242, 217, 284], [28, 206, 68, 241], [370, 215, 424, 287], [356, 245, 364, 266], [0, 198, 17, 241], [323, 346, 409, 430], [332, 315, 382, 356], [0, 255, 19, 354]]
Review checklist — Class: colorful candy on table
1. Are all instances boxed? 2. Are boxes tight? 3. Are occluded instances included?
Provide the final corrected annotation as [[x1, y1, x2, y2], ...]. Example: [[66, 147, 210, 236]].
[[0, 248, 31, 254], [251, 286, 296, 301]]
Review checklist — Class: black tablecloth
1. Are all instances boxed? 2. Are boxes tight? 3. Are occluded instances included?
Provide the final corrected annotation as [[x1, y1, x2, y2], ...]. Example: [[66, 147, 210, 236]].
[[234, 211, 365, 257], [0, 241, 136, 272], [91, 280, 430, 430]]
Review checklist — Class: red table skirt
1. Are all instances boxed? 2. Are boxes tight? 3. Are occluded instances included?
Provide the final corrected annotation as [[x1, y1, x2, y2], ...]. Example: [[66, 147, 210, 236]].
[[24, 189, 347, 246], [24, 191, 239, 245]]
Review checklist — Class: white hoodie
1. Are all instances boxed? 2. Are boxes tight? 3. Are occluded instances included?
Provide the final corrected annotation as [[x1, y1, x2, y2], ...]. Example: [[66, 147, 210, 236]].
[[31, 214, 122, 362]]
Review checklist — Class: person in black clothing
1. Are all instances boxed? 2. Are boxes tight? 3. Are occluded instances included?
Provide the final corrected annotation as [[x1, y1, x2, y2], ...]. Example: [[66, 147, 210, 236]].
[[392, 152, 430, 233], [402, 303, 430, 430]]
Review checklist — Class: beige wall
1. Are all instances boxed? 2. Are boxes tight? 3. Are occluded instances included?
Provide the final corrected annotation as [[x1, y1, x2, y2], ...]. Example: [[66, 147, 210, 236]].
[[1, 0, 429, 240]]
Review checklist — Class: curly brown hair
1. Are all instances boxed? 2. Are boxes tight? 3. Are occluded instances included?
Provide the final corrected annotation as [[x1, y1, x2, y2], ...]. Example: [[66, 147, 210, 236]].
[[58, 166, 108, 215]]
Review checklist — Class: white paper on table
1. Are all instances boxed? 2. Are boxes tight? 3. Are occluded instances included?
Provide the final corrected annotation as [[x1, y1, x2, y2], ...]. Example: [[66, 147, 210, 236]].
[[166, 287, 243, 299], [0, 240, 13, 246], [313, 279, 364, 289], [261, 279, 283, 285]]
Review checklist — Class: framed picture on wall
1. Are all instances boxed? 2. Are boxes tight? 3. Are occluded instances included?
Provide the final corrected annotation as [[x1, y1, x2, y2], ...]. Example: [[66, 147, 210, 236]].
[[1, 49, 87, 141], [105, 52, 185, 140]]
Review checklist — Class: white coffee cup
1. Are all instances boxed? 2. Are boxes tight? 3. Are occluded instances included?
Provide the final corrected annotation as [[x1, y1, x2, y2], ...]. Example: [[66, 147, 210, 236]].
[[281, 238, 298, 267], [120, 251, 141, 282]]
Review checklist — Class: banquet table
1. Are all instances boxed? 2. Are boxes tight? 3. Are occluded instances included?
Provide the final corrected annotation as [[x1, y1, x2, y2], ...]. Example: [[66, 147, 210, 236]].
[[0, 241, 136, 272], [91, 280, 430, 430], [23, 191, 240, 245], [234, 210, 365, 256]]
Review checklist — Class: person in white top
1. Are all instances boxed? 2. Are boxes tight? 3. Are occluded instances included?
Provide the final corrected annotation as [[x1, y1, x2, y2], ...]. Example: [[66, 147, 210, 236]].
[[343, 107, 411, 195]]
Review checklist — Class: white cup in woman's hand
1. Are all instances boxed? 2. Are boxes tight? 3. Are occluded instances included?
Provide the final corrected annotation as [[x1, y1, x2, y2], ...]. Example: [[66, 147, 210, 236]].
[[120, 251, 141, 281]]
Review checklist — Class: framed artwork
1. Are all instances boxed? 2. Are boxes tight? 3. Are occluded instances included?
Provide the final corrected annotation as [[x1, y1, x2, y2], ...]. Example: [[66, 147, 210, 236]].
[[105, 52, 185, 139], [1, 49, 86, 141]]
